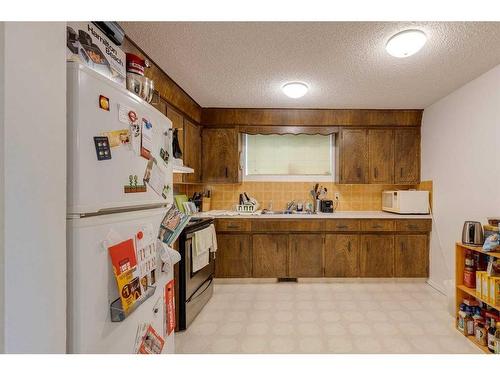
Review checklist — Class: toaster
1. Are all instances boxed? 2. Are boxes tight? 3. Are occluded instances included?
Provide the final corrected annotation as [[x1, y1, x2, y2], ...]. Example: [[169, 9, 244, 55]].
[[462, 221, 484, 245], [321, 200, 334, 213]]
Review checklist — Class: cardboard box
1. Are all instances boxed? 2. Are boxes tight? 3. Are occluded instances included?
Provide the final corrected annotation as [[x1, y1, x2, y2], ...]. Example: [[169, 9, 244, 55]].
[[489, 277, 500, 306], [481, 273, 490, 301], [476, 271, 485, 296], [66, 22, 126, 86]]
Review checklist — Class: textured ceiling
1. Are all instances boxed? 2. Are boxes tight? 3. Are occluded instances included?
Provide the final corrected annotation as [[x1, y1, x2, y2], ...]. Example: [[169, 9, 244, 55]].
[[121, 22, 500, 109]]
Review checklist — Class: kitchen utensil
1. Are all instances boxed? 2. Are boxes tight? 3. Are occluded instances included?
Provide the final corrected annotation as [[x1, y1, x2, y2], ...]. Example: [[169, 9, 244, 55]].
[[126, 72, 142, 96], [462, 221, 484, 245]]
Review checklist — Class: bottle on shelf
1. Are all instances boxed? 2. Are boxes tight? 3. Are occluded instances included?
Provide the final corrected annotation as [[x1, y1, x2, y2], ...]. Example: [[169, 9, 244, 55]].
[[488, 318, 497, 352], [476, 321, 487, 346], [494, 322, 500, 354]]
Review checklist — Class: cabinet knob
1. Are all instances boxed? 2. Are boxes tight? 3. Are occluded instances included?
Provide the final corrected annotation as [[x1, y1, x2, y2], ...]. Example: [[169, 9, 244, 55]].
[[374, 167, 378, 178], [400, 167, 403, 177], [225, 167, 228, 178], [336, 225, 348, 229]]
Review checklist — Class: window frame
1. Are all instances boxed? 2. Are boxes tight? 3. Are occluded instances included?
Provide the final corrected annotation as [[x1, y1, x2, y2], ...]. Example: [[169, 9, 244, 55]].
[[242, 133, 336, 182]]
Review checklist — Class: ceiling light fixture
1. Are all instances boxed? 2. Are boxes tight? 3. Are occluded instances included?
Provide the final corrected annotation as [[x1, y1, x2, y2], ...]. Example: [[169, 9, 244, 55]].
[[386, 29, 427, 58], [282, 82, 309, 98]]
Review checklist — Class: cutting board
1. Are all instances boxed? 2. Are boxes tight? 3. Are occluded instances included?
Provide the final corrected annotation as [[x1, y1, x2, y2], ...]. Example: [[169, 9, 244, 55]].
[[174, 194, 189, 213]]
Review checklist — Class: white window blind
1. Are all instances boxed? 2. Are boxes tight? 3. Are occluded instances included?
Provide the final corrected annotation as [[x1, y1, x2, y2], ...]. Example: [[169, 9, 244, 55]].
[[245, 134, 333, 177]]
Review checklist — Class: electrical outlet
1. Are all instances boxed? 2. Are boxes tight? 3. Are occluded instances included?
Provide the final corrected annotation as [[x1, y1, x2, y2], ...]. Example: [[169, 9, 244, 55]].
[[334, 192, 340, 201]]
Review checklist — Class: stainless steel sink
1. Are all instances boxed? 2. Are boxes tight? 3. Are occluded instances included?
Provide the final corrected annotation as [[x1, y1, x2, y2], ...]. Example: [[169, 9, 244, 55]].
[[261, 210, 316, 215]]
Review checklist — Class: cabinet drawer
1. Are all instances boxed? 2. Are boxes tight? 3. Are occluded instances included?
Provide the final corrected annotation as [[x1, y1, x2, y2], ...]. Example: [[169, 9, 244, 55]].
[[360, 220, 395, 232], [395, 219, 431, 232], [215, 219, 251, 232], [252, 220, 325, 232], [325, 219, 360, 232]]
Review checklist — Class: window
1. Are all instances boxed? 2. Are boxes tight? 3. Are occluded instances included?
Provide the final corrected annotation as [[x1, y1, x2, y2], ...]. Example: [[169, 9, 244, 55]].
[[244, 134, 334, 181]]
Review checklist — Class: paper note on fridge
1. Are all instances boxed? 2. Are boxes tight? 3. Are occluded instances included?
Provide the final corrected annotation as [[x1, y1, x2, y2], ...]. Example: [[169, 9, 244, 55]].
[[118, 103, 139, 126], [140, 117, 153, 159], [144, 158, 166, 198], [101, 129, 130, 148]]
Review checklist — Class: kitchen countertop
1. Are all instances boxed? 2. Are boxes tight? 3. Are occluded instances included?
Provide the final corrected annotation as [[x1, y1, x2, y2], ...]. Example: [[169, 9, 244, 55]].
[[194, 210, 432, 220]]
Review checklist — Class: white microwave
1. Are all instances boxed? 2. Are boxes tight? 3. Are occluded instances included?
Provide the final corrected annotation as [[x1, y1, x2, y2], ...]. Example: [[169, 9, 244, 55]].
[[382, 190, 429, 214]]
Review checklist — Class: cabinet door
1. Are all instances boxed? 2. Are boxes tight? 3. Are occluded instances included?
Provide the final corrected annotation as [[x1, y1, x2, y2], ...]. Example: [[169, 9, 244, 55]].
[[183, 119, 202, 183], [252, 234, 288, 277], [288, 234, 324, 277], [340, 129, 368, 183], [394, 235, 428, 277], [202, 128, 241, 183], [215, 234, 251, 278], [359, 235, 394, 277], [324, 234, 359, 277], [368, 129, 394, 184], [394, 128, 420, 184]]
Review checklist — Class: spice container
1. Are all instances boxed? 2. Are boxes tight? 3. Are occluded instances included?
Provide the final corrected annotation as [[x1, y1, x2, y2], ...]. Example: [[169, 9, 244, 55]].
[[464, 250, 476, 288]]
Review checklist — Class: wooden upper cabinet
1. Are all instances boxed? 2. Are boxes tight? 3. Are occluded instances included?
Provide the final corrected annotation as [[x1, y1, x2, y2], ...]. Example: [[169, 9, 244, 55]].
[[394, 128, 420, 184], [324, 234, 359, 277], [368, 129, 394, 184], [202, 128, 241, 183], [183, 119, 202, 183], [288, 234, 324, 277], [340, 129, 368, 183], [394, 234, 428, 277], [359, 234, 394, 277], [252, 234, 288, 278]]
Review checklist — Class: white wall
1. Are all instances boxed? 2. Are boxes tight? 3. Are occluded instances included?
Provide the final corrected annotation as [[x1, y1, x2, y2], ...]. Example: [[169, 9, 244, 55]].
[[422, 64, 500, 294], [2, 22, 66, 353]]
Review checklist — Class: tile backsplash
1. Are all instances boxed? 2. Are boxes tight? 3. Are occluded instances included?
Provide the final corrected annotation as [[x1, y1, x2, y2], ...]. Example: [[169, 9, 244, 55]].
[[177, 182, 426, 211]]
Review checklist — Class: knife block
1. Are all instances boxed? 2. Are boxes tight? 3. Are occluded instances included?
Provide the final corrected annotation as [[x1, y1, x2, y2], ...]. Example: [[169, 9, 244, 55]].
[[202, 197, 211, 212]]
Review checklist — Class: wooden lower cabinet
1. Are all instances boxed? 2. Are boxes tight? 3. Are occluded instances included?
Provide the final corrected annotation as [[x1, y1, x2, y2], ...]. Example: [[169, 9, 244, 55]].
[[360, 235, 395, 277], [394, 234, 429, 277], [288, 234, 324, 277], [324, 234, 359, 277], [215, 234, 252, 278], [252, 234, 288, 277]]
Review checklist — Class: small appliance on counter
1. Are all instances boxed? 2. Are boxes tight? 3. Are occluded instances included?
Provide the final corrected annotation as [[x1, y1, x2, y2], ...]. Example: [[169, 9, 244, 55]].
[[382, 190, 429, 214], [320, 199, 334, 213], [462, 221, 485, 246]]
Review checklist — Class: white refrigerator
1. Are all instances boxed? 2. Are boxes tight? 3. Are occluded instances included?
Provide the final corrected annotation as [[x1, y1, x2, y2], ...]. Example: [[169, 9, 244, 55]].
[[67, 62, 176, 354]]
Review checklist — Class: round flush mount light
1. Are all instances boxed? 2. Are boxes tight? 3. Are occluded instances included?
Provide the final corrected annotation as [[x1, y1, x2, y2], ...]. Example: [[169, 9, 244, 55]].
[[386, 29, 427, 58], [282, 82, 309, 98]]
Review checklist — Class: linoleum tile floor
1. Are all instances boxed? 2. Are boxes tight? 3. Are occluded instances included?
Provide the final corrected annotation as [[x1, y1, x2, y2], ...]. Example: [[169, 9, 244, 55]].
[[175, 281, 480, 354]]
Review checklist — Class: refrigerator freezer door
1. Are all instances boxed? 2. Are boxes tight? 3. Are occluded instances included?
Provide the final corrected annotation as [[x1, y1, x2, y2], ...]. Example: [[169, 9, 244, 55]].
[[67, 207, 175, 354], [67, 62, 173, 215]]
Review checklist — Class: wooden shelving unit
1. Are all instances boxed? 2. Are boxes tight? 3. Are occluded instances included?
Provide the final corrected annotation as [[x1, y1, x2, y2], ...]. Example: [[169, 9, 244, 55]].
[[455, 242, 500, 354]]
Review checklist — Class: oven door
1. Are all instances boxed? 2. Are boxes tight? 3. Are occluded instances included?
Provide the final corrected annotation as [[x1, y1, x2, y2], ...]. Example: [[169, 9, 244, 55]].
[[184, 236, 215, 300]]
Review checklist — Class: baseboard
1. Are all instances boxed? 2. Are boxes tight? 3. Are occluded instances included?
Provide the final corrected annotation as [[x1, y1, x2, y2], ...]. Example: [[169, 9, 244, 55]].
[[426, 278, 446, 295]]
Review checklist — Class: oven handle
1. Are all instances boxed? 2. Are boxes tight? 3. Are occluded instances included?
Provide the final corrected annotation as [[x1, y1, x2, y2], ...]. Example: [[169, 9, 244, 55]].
[[186, 277, 213, 303]]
